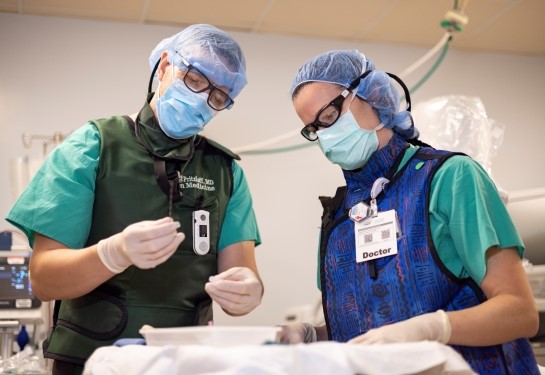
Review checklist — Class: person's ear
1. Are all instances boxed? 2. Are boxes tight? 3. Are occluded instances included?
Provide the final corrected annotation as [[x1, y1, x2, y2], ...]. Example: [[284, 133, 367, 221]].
[[157, 51, 170, 82]]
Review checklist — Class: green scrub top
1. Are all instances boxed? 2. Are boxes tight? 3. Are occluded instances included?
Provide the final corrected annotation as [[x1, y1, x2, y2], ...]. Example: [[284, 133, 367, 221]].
[[6, 123, 261, 251], [427, 149, 524, 284], [317, 145, 524, 288]]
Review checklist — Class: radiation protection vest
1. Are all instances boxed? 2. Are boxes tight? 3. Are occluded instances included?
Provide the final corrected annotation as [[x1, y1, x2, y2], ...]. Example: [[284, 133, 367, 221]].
[[319, 135, 539, 374], [43, 102, 237, 365]]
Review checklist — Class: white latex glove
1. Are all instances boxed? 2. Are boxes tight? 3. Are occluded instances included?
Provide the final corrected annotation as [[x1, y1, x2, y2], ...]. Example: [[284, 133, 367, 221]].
[[277, 323, 317, 344], [97, 217, 184, 273], [204, 267, 263, 315], [348, 310, 452, 345]]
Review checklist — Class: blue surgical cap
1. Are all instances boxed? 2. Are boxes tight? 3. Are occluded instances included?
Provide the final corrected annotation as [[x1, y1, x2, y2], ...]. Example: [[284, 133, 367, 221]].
[[149, 24, 247, 100], [290, 49, 418, 140]]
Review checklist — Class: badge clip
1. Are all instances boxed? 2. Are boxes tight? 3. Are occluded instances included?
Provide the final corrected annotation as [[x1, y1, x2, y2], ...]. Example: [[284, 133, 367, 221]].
[[349, 202, 372, 222]]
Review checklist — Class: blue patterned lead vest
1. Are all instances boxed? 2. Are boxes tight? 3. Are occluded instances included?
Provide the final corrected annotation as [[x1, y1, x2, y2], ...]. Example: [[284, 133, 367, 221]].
[[320, 135, 539, 375]]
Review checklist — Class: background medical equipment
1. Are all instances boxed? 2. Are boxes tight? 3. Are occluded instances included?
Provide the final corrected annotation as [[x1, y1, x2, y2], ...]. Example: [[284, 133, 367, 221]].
[[3, 131, 66, 373], [0, 250, 48, 373], [9, 131, 68, 205]]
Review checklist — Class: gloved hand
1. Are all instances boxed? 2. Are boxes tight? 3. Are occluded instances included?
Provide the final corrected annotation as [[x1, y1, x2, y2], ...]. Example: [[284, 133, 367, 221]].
[[348, 310, 452, 345], [97, 217, 184, 273], [277, 323, 317, 344], [204, 267, 263, 316]]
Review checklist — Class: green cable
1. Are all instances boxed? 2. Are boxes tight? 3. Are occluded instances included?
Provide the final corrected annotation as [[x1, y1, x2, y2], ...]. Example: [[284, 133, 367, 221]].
[[408, 36, 451, 95], [239, 142, 316, 155]]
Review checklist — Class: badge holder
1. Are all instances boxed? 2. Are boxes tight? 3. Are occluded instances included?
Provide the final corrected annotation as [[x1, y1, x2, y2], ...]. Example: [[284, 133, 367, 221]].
[[193, 210, 210, 255], [350, 177, 401, 279]]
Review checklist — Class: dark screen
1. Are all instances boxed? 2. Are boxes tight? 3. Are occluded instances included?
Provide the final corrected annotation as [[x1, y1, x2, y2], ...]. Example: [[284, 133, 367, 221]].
[[0, 264, 33, 300]]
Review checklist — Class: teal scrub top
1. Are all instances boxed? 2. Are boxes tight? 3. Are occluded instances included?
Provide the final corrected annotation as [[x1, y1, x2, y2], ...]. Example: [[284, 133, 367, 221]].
[[6, 123, 261, 252], [317, 145, 523, 288], [427, 149, 524, 284]]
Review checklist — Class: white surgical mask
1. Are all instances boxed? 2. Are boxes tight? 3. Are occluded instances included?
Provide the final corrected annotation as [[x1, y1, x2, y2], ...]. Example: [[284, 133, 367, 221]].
[[317, 110, 384, 170]]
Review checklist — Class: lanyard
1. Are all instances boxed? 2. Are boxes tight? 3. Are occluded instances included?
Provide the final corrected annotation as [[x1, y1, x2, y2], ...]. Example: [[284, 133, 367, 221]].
[[125, 114, 195, 209]]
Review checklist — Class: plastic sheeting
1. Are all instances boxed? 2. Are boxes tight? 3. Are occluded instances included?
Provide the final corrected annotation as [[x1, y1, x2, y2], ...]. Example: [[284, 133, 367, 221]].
[[413, 95, 508, 189]]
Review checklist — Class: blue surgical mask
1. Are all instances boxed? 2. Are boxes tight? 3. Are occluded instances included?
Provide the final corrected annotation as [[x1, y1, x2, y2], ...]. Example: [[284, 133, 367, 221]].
[[156, 76, 216, 139], [317, 110, 384, 170]]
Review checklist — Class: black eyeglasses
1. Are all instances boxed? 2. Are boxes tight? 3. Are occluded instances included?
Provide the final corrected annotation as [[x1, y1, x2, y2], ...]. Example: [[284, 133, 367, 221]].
[[300, 71, 373, 141], [300, 90, 352, 141], [175, 52, 234, 111], [300, 75, 365, 141]]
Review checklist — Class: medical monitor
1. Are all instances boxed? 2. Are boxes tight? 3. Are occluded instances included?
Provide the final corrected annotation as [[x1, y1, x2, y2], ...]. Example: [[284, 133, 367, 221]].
[[0, 251, 40, 310]]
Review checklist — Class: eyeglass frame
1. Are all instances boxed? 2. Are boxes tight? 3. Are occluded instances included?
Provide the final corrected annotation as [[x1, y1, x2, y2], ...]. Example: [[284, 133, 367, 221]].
[[174, 51, 234, 111], [300, 71, 374, 141]]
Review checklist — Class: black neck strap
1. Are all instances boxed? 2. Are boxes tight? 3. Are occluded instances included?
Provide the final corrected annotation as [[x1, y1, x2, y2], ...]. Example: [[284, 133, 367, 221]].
[[124, 114, 192, 203], [351, 70, 412, 112], [148, 59, 160, 94]]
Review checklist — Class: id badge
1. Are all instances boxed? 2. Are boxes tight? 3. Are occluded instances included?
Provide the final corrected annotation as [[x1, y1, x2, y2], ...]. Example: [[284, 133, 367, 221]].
[[354, 209, 399, 263]]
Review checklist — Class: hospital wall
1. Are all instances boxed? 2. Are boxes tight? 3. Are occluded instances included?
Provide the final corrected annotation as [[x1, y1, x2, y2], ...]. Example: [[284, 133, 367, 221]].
[[1, 13, 544, 327]]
